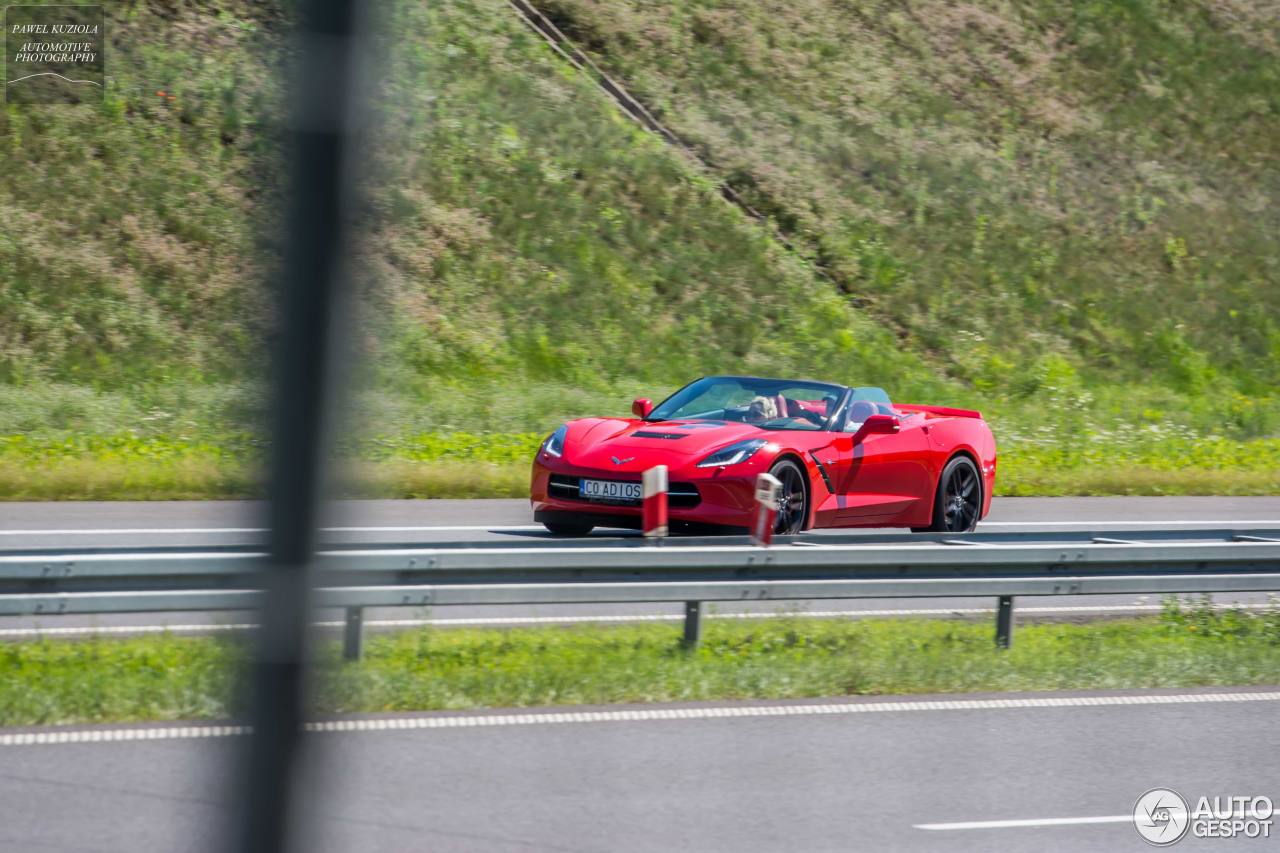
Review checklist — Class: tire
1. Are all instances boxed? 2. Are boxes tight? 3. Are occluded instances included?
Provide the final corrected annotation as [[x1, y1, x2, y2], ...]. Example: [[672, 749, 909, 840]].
[[542, 521, 594, 537], [769, 458, 808, 535], [919, 455, 982, 533]]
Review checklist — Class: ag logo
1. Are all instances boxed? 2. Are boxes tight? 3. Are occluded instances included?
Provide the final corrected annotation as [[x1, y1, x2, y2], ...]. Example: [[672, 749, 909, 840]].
[[1134, 788, 1190, 846]]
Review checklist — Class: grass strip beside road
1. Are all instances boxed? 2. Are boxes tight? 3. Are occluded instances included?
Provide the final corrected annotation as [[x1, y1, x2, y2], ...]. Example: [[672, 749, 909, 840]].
[[1, 432, 1278, 499], [2, 603, 1279, 727], [3, 458, 1279, 501]]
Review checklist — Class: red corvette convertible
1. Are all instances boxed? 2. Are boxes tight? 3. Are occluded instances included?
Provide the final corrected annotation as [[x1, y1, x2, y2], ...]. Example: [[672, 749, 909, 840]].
[[531, 375, 997, 536]]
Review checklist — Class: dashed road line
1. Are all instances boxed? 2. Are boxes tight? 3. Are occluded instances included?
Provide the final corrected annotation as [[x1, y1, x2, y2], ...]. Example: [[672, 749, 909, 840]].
[[3, 691, 1278, 747]]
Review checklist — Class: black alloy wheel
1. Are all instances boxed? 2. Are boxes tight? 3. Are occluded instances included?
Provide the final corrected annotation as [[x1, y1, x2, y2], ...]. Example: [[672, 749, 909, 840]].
[[769, 459, 808, 535], [922, 456, 981, 533]]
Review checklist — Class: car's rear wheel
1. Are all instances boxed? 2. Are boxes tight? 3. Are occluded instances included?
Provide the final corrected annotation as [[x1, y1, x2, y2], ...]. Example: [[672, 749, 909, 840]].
[[770, 459, 808, 535], [542, 520, 594, 537], [916, 455, 981, 533]]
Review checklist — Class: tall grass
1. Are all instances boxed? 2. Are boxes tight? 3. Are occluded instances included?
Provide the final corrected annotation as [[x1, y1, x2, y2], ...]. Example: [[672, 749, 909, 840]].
[[539, 0, 1280, 397], [0, 0, 1276, 494]]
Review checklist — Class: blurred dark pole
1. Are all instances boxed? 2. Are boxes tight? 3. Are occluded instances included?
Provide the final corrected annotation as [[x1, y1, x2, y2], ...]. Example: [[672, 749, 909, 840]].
[[235, 0, 368, 850]]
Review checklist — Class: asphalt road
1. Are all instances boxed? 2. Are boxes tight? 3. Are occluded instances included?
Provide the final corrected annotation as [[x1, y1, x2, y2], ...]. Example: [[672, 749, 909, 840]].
[[1, 688, 1276, 852], [2, 497, 1279, 636], [3, 501, 1278, 851], [4, 495, 1280, 548]]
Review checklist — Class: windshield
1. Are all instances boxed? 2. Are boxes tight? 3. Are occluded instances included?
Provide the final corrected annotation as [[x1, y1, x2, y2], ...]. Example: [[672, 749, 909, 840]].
[[647, 376, 843, 431]]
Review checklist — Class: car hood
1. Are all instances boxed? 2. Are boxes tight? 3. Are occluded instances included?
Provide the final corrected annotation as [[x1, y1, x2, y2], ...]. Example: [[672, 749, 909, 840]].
[[565, 418, 768, 471]]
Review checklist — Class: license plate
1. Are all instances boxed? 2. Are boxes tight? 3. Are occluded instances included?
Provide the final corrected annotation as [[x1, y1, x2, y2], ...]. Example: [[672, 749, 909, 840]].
[[579, 478, 641, 501]]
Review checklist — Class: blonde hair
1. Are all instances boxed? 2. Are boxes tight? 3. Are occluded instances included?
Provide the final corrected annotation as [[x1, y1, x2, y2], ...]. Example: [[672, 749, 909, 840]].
[[747, 395, 778, 419]]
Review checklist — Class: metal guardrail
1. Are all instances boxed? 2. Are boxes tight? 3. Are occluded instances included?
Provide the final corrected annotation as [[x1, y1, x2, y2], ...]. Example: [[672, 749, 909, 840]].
[[2, 528, 1279, 654]]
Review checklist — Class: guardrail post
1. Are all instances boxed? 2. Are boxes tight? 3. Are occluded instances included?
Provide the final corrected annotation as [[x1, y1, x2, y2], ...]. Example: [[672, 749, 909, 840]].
[[995, 595, 1014, 649], [343, 606, 364, 661], [682, 601, 704, 649]]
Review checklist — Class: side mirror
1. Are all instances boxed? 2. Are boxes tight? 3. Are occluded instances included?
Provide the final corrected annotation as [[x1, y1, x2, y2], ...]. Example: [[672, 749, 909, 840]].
[[632, 398, 654, 418], [851, 413, 899, 443]]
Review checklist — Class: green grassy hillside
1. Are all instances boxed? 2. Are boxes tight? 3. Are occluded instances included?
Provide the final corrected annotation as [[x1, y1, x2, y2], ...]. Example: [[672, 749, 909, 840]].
[[540, 0, 1280, 395], [1, 0, 1276, 498]]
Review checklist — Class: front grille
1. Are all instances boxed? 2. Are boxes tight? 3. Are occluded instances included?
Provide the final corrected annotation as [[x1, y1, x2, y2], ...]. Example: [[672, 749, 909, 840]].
[[548, 474, 700, 507]]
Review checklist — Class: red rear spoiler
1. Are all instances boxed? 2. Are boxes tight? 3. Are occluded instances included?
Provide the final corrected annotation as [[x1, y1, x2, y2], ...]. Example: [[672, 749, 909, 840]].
[[896, 404, 983, 419]]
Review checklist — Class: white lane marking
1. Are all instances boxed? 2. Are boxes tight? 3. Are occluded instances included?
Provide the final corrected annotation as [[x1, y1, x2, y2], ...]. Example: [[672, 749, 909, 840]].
[[0, 527, 265, 535], [3, 691, 1278, 747], [1, 519, 1278, 536], [324, 525, 544, 532], [0, 525, 544, 535], [978, 520, 1280, 527], [0, 623, 258, 637], [917, 803, 1271, 831], [916, 815, 1132, 831], [2, 602, 1270, 638]]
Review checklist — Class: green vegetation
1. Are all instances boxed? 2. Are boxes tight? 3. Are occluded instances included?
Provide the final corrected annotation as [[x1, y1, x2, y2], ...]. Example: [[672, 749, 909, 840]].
[[3, 600, 1280, 726], [1, 429, 1277, 500], [1, 0, 1276, 498], [540, 0, 1280, 396]]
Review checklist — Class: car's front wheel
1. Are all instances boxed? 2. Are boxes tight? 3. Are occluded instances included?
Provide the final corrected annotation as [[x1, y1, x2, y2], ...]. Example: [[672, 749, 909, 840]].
[[916, 455, 982, 533], [769, 458, 808, 535]]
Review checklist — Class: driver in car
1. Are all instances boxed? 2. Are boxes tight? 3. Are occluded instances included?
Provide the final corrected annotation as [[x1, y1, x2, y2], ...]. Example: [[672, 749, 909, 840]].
[[745, 395, 779, 423]]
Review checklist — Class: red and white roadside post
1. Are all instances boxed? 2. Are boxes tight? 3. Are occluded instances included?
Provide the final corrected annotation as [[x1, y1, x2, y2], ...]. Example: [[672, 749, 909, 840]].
[[642, 465, 669, 540], [750, 472, 782, 547]]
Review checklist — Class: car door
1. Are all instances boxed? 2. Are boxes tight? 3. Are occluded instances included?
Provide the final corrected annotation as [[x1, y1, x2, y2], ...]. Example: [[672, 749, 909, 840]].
[[825, 406, 932, 521]]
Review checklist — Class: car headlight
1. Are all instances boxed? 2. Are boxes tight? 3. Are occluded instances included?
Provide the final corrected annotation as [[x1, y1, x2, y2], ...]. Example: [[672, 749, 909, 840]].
[[696, 438, 767, 468], [542, 424, 568, 458]]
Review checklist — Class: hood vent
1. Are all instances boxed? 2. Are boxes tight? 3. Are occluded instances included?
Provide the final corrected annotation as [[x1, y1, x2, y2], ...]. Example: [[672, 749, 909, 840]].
[[631, 431, 687, 440]]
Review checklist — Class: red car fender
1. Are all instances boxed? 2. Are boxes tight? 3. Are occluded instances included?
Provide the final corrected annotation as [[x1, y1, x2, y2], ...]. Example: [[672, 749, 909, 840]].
[[794, 448, 834, 530], [919, 416, 995, 521]]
